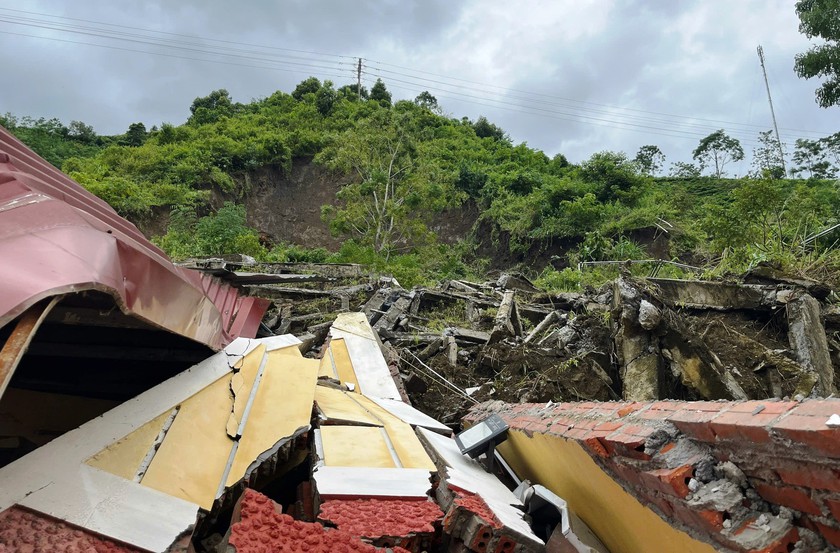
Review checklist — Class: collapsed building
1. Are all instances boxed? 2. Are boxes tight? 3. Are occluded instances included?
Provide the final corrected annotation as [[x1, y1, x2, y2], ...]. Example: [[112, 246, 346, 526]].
[[0, 124, 839, 552]]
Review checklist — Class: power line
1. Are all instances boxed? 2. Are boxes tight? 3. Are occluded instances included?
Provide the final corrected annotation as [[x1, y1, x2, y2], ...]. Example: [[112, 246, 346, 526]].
[[0, 6, 828, 149], [367, 69, 786, 149], [367, 58, 830, 139], [0, 6, 352, 61], [0, 29, 355, 81]]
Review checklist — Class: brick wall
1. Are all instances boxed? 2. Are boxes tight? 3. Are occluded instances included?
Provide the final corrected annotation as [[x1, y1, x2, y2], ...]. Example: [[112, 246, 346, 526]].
[[466, 398, 840, 552]]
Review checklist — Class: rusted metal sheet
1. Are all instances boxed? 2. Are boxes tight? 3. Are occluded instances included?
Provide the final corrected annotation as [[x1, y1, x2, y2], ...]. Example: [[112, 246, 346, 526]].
[[0, 125, 268, 350], [0, 297, 61, 399]]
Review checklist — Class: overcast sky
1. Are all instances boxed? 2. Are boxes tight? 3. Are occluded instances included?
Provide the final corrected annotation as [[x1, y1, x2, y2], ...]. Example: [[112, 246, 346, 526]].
[[0, 1, 836, 174]]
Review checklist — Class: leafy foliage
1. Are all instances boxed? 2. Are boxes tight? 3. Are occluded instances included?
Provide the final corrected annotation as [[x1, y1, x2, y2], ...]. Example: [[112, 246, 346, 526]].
[[795, 0, 840, 107], [6, 75, 840, 288], [693, 129, 745, 178], [634, 145, 665, 176]]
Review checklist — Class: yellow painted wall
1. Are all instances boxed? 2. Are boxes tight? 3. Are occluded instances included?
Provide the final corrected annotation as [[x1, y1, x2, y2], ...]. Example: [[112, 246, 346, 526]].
[[498, 430, 716, 553]]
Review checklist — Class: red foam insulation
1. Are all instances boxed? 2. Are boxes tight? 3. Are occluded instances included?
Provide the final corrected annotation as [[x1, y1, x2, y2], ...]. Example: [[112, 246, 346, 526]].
[[230, 489, 411, 553], [453, 491, 502, 529], [0, 505, 144, 552], [318, 498, 442, 538]]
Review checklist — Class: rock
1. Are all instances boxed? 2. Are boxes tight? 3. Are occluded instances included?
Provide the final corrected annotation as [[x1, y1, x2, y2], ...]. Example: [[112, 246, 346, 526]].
[[687, 479, 743, 511], [638, 299, 662, 330]]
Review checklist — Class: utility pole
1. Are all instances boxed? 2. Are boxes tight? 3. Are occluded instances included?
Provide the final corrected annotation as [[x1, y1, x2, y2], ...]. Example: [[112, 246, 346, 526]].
[[357, 58, 362, 100], [757, 45, 786, 174]]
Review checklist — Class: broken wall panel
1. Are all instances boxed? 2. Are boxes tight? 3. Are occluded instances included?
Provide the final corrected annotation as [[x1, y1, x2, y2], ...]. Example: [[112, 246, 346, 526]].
[[417, 427, 544, 553], [0, 336, 321, 551], [330, 312, 402, 400], [467, 399, 840, 552]]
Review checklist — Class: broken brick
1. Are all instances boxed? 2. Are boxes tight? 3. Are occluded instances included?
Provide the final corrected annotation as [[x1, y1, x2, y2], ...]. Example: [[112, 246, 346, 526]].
[[639, 465, 694, 499], [752, 482, 822, 516]]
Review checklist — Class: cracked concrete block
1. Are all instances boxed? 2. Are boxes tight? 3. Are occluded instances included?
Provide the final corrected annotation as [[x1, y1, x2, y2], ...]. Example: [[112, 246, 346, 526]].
[[687, 479, 743, 511], [787, 294, 836, 396]]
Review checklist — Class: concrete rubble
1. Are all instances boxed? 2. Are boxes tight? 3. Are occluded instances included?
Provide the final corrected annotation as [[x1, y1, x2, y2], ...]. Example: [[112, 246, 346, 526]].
[[3, 254, 840, 552], [7, 119, 840, 552]]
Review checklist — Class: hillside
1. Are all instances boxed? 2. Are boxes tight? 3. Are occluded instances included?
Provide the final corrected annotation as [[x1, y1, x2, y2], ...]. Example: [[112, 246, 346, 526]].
[[3, 78, 840, 288]]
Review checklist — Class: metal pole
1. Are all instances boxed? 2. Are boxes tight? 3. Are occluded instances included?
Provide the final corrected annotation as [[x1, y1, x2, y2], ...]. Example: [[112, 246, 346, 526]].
[[757, 45, 786, 175]]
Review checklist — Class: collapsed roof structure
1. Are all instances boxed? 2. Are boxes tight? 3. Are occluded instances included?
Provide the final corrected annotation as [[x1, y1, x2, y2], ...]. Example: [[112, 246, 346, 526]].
[[0, 125, 839, 553]]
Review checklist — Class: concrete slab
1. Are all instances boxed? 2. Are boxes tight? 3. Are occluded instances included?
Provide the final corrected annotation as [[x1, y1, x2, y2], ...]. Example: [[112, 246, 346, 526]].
[[312, 466, 432, 499]]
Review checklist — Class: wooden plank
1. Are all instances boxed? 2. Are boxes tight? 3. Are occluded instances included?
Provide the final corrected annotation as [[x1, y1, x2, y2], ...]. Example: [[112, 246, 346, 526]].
[[0, 296, 61, 399]]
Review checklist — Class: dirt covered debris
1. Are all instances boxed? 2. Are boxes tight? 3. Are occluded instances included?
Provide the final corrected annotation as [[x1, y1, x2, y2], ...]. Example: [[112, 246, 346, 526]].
[[219, 260, 840, 424]]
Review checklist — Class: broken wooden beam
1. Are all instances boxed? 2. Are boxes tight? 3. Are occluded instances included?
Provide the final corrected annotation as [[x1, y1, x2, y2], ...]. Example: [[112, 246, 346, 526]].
[[489, 290, 523, 344], [523, 310, 559, 344]]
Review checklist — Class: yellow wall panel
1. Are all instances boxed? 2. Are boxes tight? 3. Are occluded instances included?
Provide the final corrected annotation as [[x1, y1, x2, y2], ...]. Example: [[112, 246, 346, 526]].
[[498, 430, 716, 553], [320, 426, 396, 468], [226, 350, 318, 486]]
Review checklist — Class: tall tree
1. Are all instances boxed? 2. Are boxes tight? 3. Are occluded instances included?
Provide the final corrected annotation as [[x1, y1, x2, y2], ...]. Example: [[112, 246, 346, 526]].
[[751, 130, 786, 178], [292, 77, 321, 100], [791, 134, 839, 178], [472, 116, 507, 141], [414, 91, 440, 112], [189, 89, 234, 124], [123, 122, 147, 147], [369, 79, 392, 106], [692, 129, 744, 178], [794, 0, 840, 107], [633, 144, 665, 176], [317, 111, 441, 258]]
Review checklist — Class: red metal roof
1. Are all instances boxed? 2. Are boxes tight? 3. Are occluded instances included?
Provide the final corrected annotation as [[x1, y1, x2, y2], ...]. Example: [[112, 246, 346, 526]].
[[0, 124, 268, 349]]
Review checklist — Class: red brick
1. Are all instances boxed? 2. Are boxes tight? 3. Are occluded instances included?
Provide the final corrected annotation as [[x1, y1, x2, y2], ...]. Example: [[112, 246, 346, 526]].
[[777, 465, 840, 492], [617, 403, 643, 417], [594, 420, 625, 432], [789, 399, 840, 418], [694, 510, 724, 532], [646, 494, 675, 518], [815, 521, 840, 548], [772, 415, 840, 458], [709, 410, 782, 443], [672, 504, 724, 533], [827, 498, 840, 520], [668, 409, 722, 443], [493, 535, 516, 553], [468, 524, 494, 553], [601, 432, 651, 460], [608, 459, 644, 488], [727, 400, 797, 415], [639, 465, 694, 499], [581, 436, 610, 458], [753, 482, 822, 515]]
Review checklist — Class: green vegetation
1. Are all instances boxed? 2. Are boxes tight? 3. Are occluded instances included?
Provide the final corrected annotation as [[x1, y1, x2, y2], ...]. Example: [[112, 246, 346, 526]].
[[795, 0, 840, 108], [4, 75, 840, 290]]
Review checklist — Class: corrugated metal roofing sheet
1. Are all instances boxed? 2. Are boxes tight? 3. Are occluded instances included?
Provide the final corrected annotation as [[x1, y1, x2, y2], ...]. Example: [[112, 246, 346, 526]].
[[0, 124, 268, 349]]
